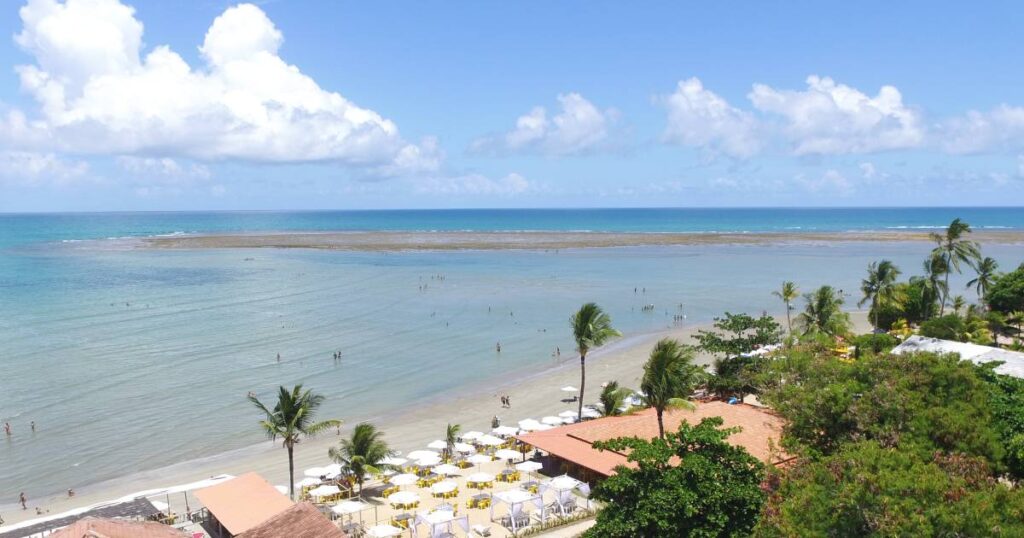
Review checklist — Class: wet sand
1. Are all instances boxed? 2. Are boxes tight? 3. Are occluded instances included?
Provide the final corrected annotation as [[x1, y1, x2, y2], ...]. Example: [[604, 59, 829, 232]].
[[140, 230, 1024, 252]]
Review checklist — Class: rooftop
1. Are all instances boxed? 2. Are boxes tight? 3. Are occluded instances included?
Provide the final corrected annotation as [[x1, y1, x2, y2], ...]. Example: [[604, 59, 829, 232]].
[[47, 517, 188, 538], [238, 502, 345, 538], [193, 472, 294, 536], [891, 335, 1024, 378], [0, 498, 161, 538], [518, 401, 789, 477]]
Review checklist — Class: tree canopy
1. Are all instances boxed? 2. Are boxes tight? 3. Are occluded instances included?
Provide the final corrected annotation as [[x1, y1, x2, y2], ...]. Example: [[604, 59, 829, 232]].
[[987, 263, 1024, 315]]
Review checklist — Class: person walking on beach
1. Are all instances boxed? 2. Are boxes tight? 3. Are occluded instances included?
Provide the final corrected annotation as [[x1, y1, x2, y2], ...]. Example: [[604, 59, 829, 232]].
[[19, 493, 26, 510]]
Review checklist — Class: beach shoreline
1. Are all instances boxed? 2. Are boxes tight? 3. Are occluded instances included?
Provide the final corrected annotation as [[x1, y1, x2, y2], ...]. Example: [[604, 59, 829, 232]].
[[0, 311, 870, 527], [137, 230, 1024, 252]]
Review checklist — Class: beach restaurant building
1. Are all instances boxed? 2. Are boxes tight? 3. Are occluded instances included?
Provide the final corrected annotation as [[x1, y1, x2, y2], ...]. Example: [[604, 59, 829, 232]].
[[518, 401, 791, 483]]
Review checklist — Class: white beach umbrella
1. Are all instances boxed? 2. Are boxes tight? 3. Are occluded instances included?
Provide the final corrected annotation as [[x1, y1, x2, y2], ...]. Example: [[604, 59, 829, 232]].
[[477, 434, 504, 446], [541, 416, 564, 426], [515, 461, 543, 473], [367, 524, 403, 537], [491, 426, 519, 437], [407, 449, 439, 460], [581, 406, 601, 419], [558, 410, 579, 419], [536, 424, 555, 431], [150, 500, 169, 512], [518, 419, 543, 431], [430, 480, 458, 495], [494, 449, 521, 461], [389, 473, 419, 487], [297, 477, 320, 488], [416, 454, 442, 467], [309, 485, 341, 498], [427, 440, 448, 450], [432, 463, 461, 476], [323, 463, 343, 477], [304, 466, 328, 478], [388, 491, 420, 506], [332, 499, 370, 515], [561, 386, 579, 393], [453, 442, 476, 454], [466, 472, 496, 483], [273, 485, 288, 495], [467, 454, 493, 465], [547, 475, 582, 491], [380, 455, 408, 467], [461, 431, 484, 440]]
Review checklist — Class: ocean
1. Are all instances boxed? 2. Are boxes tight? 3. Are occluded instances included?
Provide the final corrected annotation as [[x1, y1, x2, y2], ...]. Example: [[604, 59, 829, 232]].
[[1, 207, 1022, 504]]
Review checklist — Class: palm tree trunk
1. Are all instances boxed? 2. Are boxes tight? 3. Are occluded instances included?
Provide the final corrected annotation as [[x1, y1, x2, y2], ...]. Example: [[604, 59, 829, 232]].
[[785, 303, 792, 335], [941, 268, 950, 315], [287, 443, 295, 500], [656, 409, 665, 439], [577, 353, 587, 419]]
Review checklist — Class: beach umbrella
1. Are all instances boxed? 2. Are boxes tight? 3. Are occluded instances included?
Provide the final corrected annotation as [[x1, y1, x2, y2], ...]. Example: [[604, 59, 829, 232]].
[[407, 450, 439, 460], [494, 449, 521, 461], [467, 454, 492, 466], [453, 442, 476, 453], [333, 499, 370, 515], [541, 416, 564, 426], [304, 466, 328, 478], [324, 463, 343, 477], [477, 434, 504, 446], [547, 475, 582, 491], [515, 461, 543, 473], [273, 485, 288, 495], [536, 424, 555, 431], [518, 419, 543, 431], [150, 500, 169, 512], [432, 463, 461, 476], [297, 477, 321, 488], [561, 386, 578, 393], [466, 472, 495, 483], [389, 473, 418, 487], [558, 410, 579, 419], [380, 455, 407, 467], [367, 524, 403, 537], [388, 491, 420, 506], [415, 454, 442, 467], [461, 431, 484, 440], [581, 406, 601, 419], [309, 485, 341, 499], [491, 426, 519, 437], [427, 440, 448, 450], [430, 480, 458, 495]]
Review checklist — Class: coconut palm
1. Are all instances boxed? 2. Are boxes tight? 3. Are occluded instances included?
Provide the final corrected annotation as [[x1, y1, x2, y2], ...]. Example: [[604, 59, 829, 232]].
[[967, 256, 999, 302], [640, 338, 703, 438], [444, 423, 461, 461], [922, 253, 949, 318], [797, 285, 852, 338], [598, 381, 631, 417], [328, 423, 393, 497], [952, 295, 967, 316], [772, 281, 799, 334], [930, 218, 980, 314], [249, 385, 341, 499], [571, 303, 621, 419], [858, 260, 901, 329]]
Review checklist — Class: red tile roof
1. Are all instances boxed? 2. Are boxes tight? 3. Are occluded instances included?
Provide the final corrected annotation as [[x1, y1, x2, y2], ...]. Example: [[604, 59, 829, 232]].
[[239, 502, 346, 538], [49, 517, 188, 538], [194, 472, 294, 536], [518, 402, 788, 477]]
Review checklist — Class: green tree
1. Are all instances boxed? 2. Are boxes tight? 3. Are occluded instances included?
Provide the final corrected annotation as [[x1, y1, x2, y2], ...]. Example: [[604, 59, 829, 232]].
[[968, 256, 999, 301], [796, 285, 851, 338], [640, 338, 703, 438], [930, 218, 980, 314], [858, 260, 901, 329], [585, 417, 766, 538], [249, 385, 341, 499], [328, 423, 393, 497], [976, 366, 1024, 479], [920, 313, 993, 344], [987, 263, 1024, 315], [756, 441, 1024, 537], [772, 281, 799, 335], [571, 303, 621, 419], [444, 422, 460, 461], [695, 313, 782, 401], [598, 381, 631, 417]]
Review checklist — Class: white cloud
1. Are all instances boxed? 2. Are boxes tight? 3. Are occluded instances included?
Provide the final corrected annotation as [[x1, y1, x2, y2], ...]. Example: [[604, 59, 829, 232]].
[[797, 169, 852, 194], [938, 105, 1024, 154], [0, 150, 88, 184], [5, 0, 436, 173], [859, 162, 877, 179], [117, 156, 210, 181], [660, 78, 760, 158], [749, 76, 924, 155], [471, 93, 617, 156], [415, 172, 531, 196]]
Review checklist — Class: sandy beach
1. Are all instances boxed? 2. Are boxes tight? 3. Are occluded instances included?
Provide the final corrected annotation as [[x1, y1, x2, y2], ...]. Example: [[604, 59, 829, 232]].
[[2, 311, 870, 529], [140, 230, 1024, 252]]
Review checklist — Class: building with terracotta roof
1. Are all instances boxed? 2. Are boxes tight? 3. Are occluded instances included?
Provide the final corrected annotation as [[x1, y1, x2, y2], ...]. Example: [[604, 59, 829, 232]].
[[193, 472, 295, 537], [518, 401, 790, 482], [239, 502, 346, 538], [48, 517, 188, 538]]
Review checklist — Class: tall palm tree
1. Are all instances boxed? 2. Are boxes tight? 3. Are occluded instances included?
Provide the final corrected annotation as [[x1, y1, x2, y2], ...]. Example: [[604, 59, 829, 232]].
[[772, 281, 799, 334], [328, 423, 392, 497], [967, 256, 999, 302], [571, 303, 621, 419], [641, 338, 702, 438], [444, 423, 461, 461], [858, 260, 901, 329], [797, 285, 852, 338], [930, 218, 980, 314], [249, 385, 341, 499], [598, 381, 631, 417], [922, 253, 949, 319], [952, 295, 966, 316]]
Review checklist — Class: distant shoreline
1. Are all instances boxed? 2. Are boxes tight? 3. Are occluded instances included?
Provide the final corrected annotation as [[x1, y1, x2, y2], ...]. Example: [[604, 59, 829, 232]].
[[139, 230, 1024, 251]]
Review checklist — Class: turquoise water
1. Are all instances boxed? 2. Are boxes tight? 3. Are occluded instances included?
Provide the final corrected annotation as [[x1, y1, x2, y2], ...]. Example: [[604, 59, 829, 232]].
[[1, 208, 1022, 503]]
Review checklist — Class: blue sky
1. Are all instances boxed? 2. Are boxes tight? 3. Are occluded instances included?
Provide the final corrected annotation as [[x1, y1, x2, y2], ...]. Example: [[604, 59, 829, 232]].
[[0, 0, 1022, 211]]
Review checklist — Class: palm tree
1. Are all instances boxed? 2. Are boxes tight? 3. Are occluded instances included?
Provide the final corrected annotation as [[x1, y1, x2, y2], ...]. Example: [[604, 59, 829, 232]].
[[571, 303, 621, 419], [952, 295, 966, 316], [930, 218, 980, 314], [640, 338, 703, 438], [967, 256, 999, 302], [444, 423, 461, 461], [328, 423, 392, 497], [858, 260, 901, 329], [922, 253, 948, 319], [598, 381, 630, 417], [772, 281, 799, 334], [797, 285, 852, 338], [249, 385, 341, 499]]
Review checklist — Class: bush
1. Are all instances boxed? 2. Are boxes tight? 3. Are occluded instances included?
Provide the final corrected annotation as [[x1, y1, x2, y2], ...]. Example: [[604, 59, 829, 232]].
[[850, 333, 900, 357], [919, 314, 967, 340], [987, 263, 1024, 314]]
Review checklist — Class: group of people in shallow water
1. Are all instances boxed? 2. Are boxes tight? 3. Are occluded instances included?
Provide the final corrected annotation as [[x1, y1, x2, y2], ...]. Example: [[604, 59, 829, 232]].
[[499, 394, 512, 408], [4, 421, 36, 436]]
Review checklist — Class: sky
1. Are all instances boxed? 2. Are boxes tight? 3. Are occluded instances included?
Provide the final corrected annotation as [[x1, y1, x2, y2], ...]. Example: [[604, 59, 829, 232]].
[[0, 0, 1023, 211]]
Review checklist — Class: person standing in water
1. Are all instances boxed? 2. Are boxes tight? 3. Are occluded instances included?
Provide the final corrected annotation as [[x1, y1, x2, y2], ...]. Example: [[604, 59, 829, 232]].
[[496, 342, 501, 353], [19, 493, 26, 510]]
